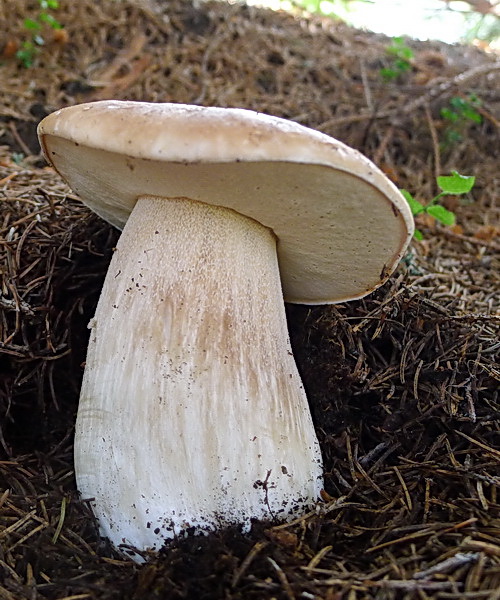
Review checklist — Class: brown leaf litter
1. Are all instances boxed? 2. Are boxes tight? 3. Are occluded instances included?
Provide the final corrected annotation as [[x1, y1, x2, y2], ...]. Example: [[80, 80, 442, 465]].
[[0, 0, 499, 598]]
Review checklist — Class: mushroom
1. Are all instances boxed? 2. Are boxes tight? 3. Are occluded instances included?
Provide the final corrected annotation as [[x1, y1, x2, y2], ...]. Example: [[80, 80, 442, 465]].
[[38, 101, 414, 559]]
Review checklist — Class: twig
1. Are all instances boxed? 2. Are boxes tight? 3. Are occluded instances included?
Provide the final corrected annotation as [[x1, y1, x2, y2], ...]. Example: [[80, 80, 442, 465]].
[[319, 61, 500, 131], [232, 541, 269, 588], [0, 295, 35, 316], [373, 125, 394, 166], [0, 172, 17, 186], [360, 58, 373, 112], [401, 61, 500, 117], [363, 579, 463, 592], [424, 102, 441, 178], [413, 552, 480, 579], [367, 518, 478, 553], [268, 558, 296, 600], [306, 545, 333, 570], [8, 121, 32, 156], [439, 227, 500, 252], [363, 579, 463, 591], [52, 496, 67, 544], [463, 540, 500, 557], [394, 466, 413, 511], [455, 430, 500, 461], [7, 522, 49, 553]]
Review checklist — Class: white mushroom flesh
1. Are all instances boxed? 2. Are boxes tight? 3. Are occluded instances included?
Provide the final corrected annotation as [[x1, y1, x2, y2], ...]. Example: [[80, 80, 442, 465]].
[[75, 195, 323, 556]]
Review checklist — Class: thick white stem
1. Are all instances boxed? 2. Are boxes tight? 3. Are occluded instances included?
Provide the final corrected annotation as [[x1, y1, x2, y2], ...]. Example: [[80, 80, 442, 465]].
[[75, 196, 323, 556]]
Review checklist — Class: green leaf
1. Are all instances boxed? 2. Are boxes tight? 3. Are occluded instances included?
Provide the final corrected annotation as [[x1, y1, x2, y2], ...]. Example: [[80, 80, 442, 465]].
[[398, 46, 414, 61], [440, 107, 458, 123], [380, 67, 397, 80], [437, 171, 475, 195], [16, 39, 38, 67], [401, 189, 425, 216], [450, 96, 467, 111], [447, 96, 482, 124], [468, 93, 481, 106], [394, 58, 411, 72], [16, 48, 35, 68], [387, 37, 414, 61], [386, 45, 399, 57], [443, 129, 462, 145], [40, 12, 62, 28], [461, 105, 482, 123], [413, 229, 424, 241], [426, 204, 456, 226], [11, 152, 26, 164], [23, 18, 41, 30]]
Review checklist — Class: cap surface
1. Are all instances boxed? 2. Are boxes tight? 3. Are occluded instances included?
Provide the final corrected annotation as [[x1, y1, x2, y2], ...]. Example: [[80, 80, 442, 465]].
[[38, 101, 414, 304]]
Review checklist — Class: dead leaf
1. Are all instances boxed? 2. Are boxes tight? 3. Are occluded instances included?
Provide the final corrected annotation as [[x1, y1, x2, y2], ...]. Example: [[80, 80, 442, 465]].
[[474, 224, 499, 241]]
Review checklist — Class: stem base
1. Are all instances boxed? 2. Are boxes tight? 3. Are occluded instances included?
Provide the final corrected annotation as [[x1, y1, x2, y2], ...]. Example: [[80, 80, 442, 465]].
[[76, 196, 323, 557]]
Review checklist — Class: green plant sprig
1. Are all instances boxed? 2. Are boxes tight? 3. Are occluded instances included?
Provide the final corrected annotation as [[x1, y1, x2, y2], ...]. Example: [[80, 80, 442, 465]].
[[380, 37, 414, 81], [401, 171, 476, 240], [16, 0, 62, 68], [440, 94, 482, 147]]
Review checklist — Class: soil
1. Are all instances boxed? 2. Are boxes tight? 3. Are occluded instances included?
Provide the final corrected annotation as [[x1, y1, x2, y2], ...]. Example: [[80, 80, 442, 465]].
[[0, 0, 499, 598]]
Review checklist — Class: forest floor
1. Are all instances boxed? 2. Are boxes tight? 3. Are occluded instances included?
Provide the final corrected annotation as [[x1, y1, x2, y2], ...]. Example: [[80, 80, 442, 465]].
[[0, 0, 499, 598]]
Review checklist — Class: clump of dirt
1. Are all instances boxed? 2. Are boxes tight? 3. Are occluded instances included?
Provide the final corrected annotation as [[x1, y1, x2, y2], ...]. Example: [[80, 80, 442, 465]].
[[0, 0, 499, 598]]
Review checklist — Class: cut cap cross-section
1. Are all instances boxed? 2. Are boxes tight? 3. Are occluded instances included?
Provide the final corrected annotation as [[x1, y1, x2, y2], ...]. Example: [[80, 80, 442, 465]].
[[38, 101, 414, 304]]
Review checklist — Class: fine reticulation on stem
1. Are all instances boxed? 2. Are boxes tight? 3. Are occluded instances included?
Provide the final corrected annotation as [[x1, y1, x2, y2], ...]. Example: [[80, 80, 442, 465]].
[[75, 196, 323, 554]]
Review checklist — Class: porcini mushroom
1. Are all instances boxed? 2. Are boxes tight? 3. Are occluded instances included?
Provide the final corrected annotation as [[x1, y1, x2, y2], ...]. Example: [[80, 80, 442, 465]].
[[38, 101, 414, 559]]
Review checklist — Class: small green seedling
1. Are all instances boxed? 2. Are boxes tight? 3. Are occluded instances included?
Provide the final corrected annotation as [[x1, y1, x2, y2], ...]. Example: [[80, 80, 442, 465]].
[[11, 152, 26, 165], [380, 37, 414, 81], [16, 0, 62, 67], [401, 171, 475, 240], [440, 95, 482, 146]]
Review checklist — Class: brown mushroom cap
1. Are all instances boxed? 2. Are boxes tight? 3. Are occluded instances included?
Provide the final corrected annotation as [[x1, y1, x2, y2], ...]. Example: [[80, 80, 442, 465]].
[[38, 101, 414, 304]]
